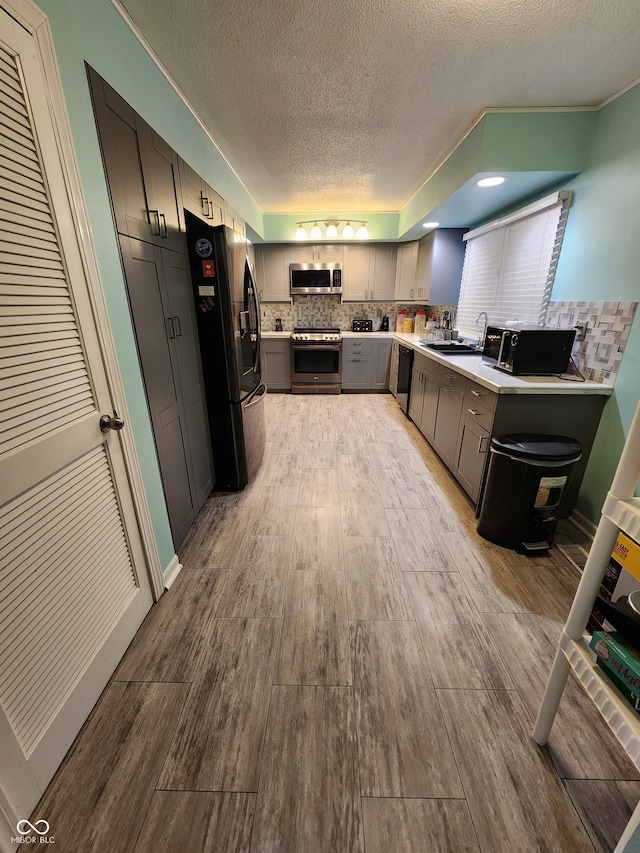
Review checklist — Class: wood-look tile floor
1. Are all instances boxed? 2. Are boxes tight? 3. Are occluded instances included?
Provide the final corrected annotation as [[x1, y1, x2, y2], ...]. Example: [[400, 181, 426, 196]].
[[33, 393, 640, 852]]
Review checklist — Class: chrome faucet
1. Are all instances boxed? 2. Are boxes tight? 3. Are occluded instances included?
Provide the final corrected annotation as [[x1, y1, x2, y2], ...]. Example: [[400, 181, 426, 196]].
[[475, 312, 489, 349]]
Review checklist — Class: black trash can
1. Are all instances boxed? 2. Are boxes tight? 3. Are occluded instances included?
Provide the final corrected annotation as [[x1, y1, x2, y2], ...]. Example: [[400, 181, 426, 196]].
[[477, 434, 582, 554]]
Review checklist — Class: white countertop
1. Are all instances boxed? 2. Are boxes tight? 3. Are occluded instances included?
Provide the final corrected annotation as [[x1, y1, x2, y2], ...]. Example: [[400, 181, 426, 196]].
[[394, 332, 613, 396], [262, 329, 613, 397], [262, 330, 613, 395], [262, 330, 395, 338]]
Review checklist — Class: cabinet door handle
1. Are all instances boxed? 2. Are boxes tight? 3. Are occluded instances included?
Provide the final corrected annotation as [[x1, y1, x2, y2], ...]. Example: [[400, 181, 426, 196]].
[[173, 315, 182, 337], [149, 209, 161, 236], [159, 213, 168, 238], [470, 389, 484, 397], [166, 316, 175, 339], [202, 194, 214, 219], [478, 435, 489, 454], [410, 288, 414, 299], [467, 408, 482, 417]]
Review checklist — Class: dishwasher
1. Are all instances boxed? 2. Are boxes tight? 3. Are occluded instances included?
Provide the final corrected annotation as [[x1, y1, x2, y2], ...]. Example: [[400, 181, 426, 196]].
[[397, 345, 414, 414]]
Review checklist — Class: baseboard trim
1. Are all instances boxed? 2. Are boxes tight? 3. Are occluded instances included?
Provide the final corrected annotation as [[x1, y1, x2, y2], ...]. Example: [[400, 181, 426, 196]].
[[569, 509, 597, 541], [162, 554, 183, 589]]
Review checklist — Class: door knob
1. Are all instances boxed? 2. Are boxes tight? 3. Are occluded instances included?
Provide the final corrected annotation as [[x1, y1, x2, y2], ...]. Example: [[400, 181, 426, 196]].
[[100, 412, 125, 433]]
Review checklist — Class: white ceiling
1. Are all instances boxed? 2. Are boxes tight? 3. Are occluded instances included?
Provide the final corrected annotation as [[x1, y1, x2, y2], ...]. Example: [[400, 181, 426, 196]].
[[116, 0, 640, 218]]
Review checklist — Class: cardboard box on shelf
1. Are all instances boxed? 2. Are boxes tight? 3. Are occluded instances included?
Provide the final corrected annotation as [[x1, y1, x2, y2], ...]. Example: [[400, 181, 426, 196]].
[[590, 631, 640, 715], [588, 531, 640, 634]]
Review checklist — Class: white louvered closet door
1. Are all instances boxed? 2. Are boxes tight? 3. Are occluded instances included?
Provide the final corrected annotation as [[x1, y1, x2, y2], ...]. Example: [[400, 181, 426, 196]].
[[0, 5, 154, 830]]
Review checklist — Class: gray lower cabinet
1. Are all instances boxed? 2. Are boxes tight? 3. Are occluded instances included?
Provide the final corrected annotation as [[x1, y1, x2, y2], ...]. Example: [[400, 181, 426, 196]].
[[407, 347, 607, 510], [409, 352, 495, 502], [262, 339, 291, 390], [342, 339, 373, 389], [372, 339, 393, 389], [342, 338, 392, 390], [119, 237, 214, 547], [409, 354, 439, 441], [431, 365, 467, 468]]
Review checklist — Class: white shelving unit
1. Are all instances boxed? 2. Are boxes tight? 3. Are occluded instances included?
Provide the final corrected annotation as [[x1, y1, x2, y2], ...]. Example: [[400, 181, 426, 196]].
[[534, 399, 640, 853]]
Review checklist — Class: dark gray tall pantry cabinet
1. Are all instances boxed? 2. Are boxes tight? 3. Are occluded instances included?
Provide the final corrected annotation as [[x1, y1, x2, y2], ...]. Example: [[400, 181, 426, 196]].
[[88, 66, 214, 548]]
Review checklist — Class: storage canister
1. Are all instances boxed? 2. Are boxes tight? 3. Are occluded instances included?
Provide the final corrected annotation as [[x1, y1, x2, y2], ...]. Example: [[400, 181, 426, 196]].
[[396, 311, 407, 332], [414, 311, 426, 334], [403, 313, 415, 333]]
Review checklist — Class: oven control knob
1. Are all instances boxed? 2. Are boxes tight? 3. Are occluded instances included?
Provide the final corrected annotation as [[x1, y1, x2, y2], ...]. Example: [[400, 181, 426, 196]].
[[511, 333, 518, 347]]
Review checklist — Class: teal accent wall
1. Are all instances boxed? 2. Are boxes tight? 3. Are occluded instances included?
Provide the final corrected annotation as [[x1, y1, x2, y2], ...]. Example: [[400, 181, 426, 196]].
[[35, 0, 262, 568], [478, 111, 597, 172], [553, 84, 640, 520]]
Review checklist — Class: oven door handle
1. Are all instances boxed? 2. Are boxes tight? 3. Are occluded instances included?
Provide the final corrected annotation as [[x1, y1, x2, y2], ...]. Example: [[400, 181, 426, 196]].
[[291, 342, 342, 350]]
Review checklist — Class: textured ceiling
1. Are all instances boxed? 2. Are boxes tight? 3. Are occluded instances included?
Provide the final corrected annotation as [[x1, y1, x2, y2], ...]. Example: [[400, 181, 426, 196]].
[[116, 0, 640, 215]]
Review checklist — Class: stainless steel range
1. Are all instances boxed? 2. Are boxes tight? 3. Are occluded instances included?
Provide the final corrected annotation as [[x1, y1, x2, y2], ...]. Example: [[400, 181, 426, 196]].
[[290, 327, 342, 394]]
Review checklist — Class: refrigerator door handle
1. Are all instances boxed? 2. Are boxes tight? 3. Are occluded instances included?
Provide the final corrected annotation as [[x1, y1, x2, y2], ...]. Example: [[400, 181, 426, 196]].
[[244, 382, 267, 408], [235, 381, 266, 407]]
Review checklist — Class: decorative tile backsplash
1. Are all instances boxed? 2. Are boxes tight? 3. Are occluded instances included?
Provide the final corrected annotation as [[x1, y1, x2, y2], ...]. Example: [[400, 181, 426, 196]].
[[262, 297, 455, 332], [545, 300, 637, 384], [262, 297, 636, 385]]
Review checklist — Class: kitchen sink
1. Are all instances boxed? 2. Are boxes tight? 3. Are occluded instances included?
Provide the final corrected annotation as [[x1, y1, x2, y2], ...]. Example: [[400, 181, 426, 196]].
[[421, 341, 479, 355]]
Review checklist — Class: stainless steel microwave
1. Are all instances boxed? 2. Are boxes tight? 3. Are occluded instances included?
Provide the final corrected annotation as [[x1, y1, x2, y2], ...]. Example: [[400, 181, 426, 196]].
[[290, 262, 342, 295], [482, 325, 576, 375]]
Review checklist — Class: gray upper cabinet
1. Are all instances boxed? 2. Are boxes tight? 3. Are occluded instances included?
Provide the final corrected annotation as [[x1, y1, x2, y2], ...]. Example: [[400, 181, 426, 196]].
[[394, 241, 419, 301], [254, 244, 291, 302], [371, 244, 397, 301], [88, 65, 186, 255]]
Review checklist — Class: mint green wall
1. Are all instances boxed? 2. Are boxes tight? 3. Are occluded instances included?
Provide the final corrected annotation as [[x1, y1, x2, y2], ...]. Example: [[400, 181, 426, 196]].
[[553, 84, 640, 521], [36, 0, 261, 567]]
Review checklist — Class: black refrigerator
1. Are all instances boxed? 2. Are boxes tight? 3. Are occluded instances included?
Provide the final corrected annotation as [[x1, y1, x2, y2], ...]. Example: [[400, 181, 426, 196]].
[[185, 210, 266, 491]]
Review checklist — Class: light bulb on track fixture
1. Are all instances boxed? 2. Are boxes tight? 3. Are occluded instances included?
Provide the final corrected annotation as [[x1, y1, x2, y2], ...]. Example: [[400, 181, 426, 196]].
[[293, 219, 368, 240]]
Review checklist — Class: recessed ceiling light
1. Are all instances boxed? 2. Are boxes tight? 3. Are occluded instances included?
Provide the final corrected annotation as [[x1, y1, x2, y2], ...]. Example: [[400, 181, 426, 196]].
[[422, 221, 439, 228], [476, 176, 507, 188]]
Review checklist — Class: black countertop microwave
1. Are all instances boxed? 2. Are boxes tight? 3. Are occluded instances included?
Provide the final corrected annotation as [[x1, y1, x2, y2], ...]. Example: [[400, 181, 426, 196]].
[[290, 262, 342, 295], [482, 325, 576, 375]]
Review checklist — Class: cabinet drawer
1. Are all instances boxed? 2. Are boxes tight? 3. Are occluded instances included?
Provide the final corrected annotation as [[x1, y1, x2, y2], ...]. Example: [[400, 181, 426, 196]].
[[462, 395, 494, 431], [465, 379, 497, 412], [343, 338, 374, 356], [438, 364, 467, 394]]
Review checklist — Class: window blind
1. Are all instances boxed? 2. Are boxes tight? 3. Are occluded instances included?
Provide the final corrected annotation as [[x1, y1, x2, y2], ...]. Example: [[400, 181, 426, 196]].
[[456, 191, 571, 339]]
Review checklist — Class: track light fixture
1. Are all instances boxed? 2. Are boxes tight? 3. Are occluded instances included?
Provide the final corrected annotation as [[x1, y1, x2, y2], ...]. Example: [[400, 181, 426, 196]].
[[294, 220, 368, 240]]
